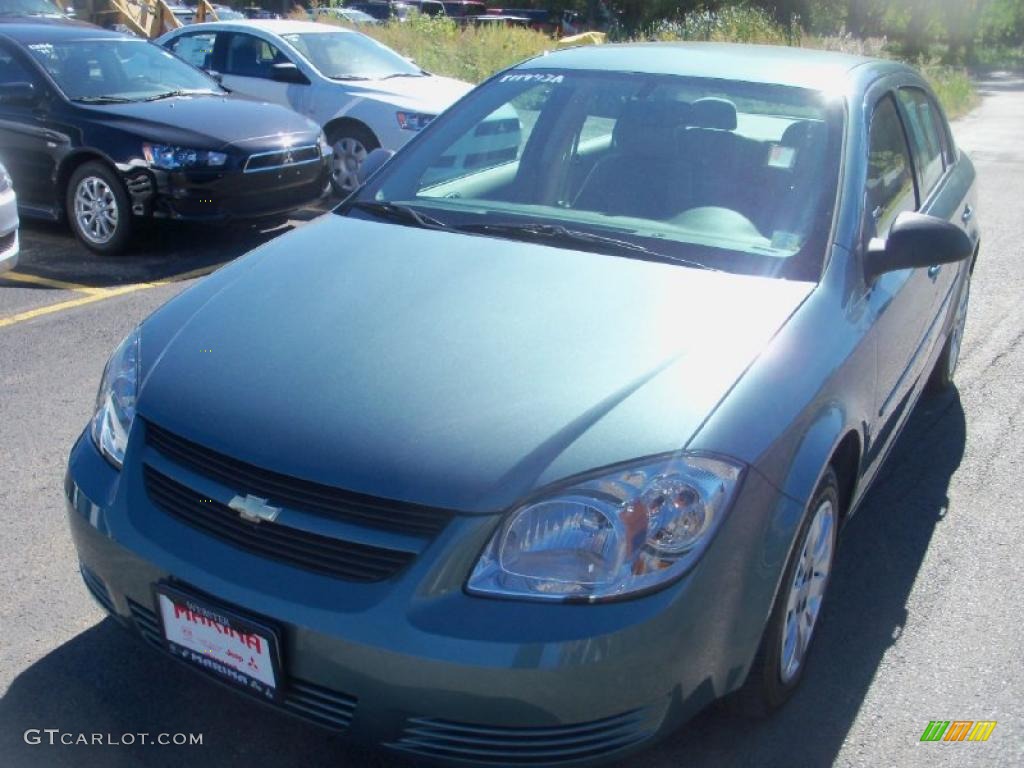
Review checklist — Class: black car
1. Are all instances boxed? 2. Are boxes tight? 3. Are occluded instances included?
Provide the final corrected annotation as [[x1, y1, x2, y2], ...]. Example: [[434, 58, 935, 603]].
[[0, 21, 330, 253]]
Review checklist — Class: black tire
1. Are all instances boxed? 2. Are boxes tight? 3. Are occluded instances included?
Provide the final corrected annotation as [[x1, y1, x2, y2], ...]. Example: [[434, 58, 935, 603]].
[[66, 161, 134, 255], [326, 122, 380, 195], [929, 272, 972, 393], [728, 467, 840, 717]]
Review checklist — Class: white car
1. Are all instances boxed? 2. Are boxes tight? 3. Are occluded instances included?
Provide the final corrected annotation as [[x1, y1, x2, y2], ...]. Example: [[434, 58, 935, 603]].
[[158, 20, 480, 192], [0, 162, 19, 274]]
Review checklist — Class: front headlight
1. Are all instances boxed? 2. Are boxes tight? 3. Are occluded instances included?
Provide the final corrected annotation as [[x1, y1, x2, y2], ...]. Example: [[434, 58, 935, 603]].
[[142, 143, 228, 170], [467, 454, 744, 602], [395, 111, 435, 131], [90, 328, 140, 468]]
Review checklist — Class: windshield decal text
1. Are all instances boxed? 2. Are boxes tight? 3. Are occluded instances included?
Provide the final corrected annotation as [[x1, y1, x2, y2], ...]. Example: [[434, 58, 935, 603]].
[[500, 73, 565, 84]]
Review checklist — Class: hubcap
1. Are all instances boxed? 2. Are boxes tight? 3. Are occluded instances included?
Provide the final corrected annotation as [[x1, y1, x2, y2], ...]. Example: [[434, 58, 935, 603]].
[[947, 278, 971, 380], [73, 176, 118, 244], [780, 498, 835, 684], [331, 137, 368, 193]]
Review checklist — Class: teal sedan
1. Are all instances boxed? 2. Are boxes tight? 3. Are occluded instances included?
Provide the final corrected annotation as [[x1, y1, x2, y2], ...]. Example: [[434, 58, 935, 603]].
[[66, 43, 979, 765]]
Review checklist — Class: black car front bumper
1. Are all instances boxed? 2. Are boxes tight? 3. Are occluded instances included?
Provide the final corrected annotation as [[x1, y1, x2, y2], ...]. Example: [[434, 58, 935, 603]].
[[123, 153, 330, 222]]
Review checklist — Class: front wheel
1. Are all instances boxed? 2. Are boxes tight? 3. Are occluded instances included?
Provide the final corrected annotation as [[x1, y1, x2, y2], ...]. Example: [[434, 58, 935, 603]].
[[729, 467, 839, 716], [328, 124, 379, 195], [66, 162, 133, 255]]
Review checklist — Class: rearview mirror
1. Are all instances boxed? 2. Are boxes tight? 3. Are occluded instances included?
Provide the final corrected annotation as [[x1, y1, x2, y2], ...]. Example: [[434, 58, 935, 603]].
[[865, 211, 973, 280], [0, 81, 38, 106], [271, 62, 310, 85], [358, 148, 395, 185]]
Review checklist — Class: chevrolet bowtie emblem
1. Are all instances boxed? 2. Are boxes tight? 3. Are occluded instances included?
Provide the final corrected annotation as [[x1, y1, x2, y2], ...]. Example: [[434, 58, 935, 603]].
[[228, 494, 281, 524]]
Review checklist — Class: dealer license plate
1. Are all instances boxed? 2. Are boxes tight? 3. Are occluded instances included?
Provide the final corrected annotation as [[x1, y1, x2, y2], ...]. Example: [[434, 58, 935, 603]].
[[155, 585, 282, 702]]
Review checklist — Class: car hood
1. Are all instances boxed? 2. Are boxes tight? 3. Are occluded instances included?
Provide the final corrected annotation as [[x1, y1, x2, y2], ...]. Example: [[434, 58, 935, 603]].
[[343, 73, 472, 112], [82, 95, 320, 150], [138, 216, 813, 513]]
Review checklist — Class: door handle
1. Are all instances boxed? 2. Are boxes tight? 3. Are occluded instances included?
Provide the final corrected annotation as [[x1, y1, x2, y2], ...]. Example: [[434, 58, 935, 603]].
[[961, 204, 973, 223], [928, 265, 942, 279]]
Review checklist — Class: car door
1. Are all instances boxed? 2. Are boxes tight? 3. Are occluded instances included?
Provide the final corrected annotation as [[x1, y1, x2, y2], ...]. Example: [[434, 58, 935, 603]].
[[218, 32, 308, 115], [0, 43, 60, 209], [861, 91, 937, 450], [894, 85, 970, 317]]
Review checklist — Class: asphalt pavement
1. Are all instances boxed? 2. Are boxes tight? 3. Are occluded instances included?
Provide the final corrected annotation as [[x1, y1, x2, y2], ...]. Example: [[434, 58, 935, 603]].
[[1, 74, 1022, 768]]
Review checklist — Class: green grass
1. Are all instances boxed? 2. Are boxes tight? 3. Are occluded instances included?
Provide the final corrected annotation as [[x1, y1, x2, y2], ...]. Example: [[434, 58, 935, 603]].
[[318, 8, 980, 119]]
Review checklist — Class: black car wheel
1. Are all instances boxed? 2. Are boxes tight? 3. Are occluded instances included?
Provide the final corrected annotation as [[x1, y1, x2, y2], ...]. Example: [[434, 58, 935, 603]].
[[67, 162, 133, 254], [730, 467, 839, 716]]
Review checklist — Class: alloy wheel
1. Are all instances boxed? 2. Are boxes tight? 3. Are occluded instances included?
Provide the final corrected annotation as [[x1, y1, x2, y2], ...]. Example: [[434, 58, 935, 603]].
[[779, 497, 836, 684], [74, 176, 119, 245]]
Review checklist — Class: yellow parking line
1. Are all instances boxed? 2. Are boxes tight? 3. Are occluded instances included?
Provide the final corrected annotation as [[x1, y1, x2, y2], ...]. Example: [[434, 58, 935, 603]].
[[0, 271, 107, 294], [0, 262, 226, 329]]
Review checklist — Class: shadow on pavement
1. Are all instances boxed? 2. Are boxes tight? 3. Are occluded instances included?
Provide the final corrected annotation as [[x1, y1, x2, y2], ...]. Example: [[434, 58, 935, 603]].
[[0, 391, 966, 768]]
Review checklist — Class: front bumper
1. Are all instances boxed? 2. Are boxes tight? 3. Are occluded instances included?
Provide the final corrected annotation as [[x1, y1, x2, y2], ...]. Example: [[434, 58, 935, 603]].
[[119, 156, 331, 222], [65, 426, 799, 766]]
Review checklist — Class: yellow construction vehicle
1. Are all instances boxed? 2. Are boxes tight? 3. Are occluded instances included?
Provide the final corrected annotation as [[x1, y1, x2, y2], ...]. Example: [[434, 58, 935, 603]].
[[50, 0, 221, 38]]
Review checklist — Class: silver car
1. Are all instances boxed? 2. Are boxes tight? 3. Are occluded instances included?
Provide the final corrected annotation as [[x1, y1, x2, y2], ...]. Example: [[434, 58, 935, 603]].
[[0, 162, 18, 274]]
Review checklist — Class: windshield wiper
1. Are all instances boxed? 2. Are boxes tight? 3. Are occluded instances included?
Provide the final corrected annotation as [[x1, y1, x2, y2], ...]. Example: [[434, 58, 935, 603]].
[[456, 222, 719, 270], [380, 72, 425, 79], [142, 89, 219, 102], [73, 95, 134, 104], [348, 201, 450, 231], [328, 75, 373, 81]]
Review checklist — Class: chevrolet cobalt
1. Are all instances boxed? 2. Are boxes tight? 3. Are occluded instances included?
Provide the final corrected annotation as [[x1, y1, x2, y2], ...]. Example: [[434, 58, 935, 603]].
[[66, 43, 979, 765]]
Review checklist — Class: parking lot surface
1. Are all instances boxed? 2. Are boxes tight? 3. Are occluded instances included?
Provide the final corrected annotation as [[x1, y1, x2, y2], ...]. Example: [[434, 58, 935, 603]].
[[2, 76, 1022, 768]]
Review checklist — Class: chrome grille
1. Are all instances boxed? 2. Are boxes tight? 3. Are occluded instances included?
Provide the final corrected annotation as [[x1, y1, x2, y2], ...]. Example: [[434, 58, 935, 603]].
[[243, 145, 321, 173]]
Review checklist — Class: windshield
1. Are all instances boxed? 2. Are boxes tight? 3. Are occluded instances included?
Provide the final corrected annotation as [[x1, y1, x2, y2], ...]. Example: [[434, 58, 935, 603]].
[[352, 69, 843, 280], [0, 0, 65, 16], [27, 39, 222, 102], [281, 31, 421, 80]]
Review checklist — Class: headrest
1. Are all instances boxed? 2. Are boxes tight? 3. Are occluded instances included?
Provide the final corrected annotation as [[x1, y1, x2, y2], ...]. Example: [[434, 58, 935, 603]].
[[690, 98, 737, 131], [612, 99, 693, 152], [781, 119, 824, 147]]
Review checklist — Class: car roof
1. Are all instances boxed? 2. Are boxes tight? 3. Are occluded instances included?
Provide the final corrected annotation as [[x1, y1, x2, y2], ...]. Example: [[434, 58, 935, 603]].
[[184, 19, 352, 35], [0, 19, 128, 44], [518, 42, 904, 92]]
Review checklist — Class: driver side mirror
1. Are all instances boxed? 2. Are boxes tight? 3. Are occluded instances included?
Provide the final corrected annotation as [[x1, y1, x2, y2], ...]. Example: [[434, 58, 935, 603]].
[[358, 148, 395, 185], [865, 211, 973, 280], [0, 81, 38, 107], [271, 62, 310, 85]]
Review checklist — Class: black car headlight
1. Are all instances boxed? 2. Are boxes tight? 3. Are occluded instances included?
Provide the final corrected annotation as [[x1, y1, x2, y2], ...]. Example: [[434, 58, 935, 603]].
[[467, 454, 743, 602], [90, 327, 140, 468], [143, 143, 228, 170]]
